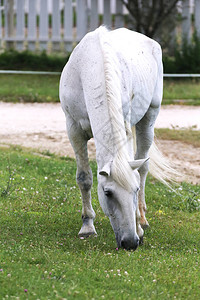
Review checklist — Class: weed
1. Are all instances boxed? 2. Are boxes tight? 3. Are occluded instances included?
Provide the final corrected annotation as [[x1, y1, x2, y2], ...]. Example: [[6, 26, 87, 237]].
[[0, 160, 15, 197], [182, 188, 200, 212]]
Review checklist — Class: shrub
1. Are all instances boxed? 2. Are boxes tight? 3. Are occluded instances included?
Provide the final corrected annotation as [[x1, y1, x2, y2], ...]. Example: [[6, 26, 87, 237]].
[[0, 50, 69, 72], [175, 32, 200, 73], [163, 32, 200, 73]]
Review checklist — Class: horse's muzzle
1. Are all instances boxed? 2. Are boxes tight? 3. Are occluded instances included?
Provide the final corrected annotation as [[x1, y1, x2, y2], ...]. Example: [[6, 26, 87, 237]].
[[120, 235, 140, 251]]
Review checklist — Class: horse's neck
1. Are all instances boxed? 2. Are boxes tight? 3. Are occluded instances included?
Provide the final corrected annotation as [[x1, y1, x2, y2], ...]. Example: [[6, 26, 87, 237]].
[[79, 29, 131, 169], [77, 36, 115, 168]]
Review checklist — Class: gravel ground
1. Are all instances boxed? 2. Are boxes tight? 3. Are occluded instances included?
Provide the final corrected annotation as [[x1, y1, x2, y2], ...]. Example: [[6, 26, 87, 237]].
[[0, 102, 199, 184]]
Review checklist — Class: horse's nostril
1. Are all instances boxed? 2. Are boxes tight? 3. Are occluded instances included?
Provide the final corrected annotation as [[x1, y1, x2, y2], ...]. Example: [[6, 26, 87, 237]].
[[121, 240, 126, 249], [121, 237, 139, 251]]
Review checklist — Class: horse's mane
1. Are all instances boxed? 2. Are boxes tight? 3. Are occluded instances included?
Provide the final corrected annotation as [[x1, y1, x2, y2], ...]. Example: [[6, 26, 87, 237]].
[[98, 26, 136, 191]]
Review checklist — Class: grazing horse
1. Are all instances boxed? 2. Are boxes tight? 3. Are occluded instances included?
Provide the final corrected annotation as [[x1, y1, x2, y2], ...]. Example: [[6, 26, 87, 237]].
[[60, 26, 171, 250]]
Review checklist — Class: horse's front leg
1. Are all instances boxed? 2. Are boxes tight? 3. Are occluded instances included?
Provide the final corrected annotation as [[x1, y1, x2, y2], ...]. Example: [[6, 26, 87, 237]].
[[77, 164, 97, 237], [67, 118, 97, 237], [135, 106, 160, 229]]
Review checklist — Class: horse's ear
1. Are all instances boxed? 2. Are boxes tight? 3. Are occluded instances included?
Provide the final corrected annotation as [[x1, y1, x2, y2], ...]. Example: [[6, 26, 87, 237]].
[[99, 161, 112, 176], [129, 158, 149, 170]]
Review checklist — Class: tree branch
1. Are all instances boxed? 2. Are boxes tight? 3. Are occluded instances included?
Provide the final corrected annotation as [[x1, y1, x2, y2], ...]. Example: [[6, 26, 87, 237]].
[[121, 0, 180, 38]]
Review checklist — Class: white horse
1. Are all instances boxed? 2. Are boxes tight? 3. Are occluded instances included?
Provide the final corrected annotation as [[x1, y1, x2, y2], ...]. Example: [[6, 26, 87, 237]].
[[60, 26, 173, 250]]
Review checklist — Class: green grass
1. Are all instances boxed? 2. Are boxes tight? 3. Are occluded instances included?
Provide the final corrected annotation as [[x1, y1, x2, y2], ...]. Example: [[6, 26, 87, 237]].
[[0, 75, 200, 104], [0, 74, 60, 103], [155, 128, 200, 147], [163, 79, 200, 105], [0, 146, 200, 299]]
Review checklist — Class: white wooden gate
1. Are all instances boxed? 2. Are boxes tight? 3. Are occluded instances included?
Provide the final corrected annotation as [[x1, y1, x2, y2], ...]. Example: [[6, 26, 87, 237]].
[[0, 0, 200, 52]]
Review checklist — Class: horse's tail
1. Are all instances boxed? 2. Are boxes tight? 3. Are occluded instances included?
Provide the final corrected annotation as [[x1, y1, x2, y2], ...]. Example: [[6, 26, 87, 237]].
[[148, 140, 181, 187], [132, 127, 180, 187]]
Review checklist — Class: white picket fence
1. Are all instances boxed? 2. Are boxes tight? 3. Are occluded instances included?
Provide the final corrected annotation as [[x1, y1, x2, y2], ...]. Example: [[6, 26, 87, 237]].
[[0, 0, 200, 53]]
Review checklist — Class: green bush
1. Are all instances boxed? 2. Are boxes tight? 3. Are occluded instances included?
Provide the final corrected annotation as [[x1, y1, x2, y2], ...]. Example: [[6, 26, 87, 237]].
[[163, 56, 177, 73], [163, 32, 200, 73], [175, 33, 200, 73], [0, 50, 69, 72]]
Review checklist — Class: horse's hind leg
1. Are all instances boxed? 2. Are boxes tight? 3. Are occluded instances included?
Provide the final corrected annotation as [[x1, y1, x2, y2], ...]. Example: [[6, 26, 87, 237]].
[[66, 117, 96, 237], [135, 106, 160, 229]]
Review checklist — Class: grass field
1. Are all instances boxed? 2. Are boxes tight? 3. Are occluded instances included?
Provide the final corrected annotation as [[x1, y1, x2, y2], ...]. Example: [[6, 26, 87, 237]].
[[0, 74, 59, 103], [0, 74, 200, 105], [0, 146, 199, 299], [163, 79, 200, 105], [155, 128, 200, 147]]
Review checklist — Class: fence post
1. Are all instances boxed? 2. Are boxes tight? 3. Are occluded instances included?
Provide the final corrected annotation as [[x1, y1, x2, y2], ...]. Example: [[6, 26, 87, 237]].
[[5, 0, 14, 49], [16, 0, 25, 51], [52, 0, 61, 51], [115, 0, 124, 28], [64, 0, 73, 52], [182, 0, 191, 44], [90, 0, 98, 31], [103, 0, 111, 28], [28, 0, 37, 51], [39, 0, 48, 51], [76, 0, 88, 42], [195, 0, 200, 38]]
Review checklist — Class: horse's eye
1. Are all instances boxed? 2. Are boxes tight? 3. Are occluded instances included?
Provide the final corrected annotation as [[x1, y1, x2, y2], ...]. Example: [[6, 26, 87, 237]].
[[104, 188, 113, 197]]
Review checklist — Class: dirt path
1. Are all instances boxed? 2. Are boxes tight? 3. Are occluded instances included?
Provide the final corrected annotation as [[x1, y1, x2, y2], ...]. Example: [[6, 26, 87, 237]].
[[0, 102, 199, 184]]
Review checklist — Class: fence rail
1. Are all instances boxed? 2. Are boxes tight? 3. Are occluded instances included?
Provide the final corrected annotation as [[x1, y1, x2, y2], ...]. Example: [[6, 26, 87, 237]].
[[1, 70, 200, 78], [0, 70, 61, 75], [164, 74, 200, 78], [0, 0, 200, 53]]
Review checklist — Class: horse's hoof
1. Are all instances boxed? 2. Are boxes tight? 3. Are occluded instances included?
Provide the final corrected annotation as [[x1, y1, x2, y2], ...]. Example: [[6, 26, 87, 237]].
[[78, 226, 97, 238], [139, 236, 144, 245], [140, 217, 149, 230], [141, 223, 150, 230], [78, 231, 97, 238]]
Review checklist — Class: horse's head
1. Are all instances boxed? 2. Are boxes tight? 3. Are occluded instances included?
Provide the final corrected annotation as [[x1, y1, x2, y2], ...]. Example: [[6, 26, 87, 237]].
[[98, 158, 148, 251]]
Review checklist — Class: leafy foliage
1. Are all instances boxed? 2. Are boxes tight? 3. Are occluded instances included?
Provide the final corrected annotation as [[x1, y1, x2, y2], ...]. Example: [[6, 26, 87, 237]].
[[163, 32, 200, 73], [174, 33, 200, 73], [121, 0, 179, 38], [0, 50, 69, 72]]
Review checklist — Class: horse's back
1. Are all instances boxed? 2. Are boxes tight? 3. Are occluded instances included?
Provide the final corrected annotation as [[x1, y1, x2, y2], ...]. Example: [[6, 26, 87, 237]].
[[103, 28, 163, 124], [60, 26, 163, 129], [107, 27, 161, 53]]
